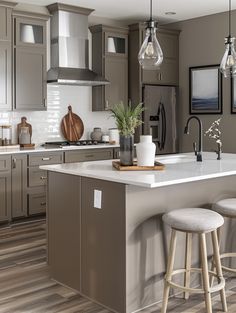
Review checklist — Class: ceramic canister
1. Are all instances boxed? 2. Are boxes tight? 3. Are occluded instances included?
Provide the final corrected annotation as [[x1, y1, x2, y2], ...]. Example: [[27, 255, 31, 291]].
[[136, 135, 156, 166], [109, 128, 119, 144]]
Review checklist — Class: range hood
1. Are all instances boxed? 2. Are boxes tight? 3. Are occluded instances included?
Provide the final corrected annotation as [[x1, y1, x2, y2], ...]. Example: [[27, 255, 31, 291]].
[[47, 3, 109, 86]]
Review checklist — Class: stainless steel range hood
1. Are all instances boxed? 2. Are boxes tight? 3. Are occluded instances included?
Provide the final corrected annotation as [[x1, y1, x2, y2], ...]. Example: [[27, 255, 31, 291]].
[[47, 3, 109, 86]]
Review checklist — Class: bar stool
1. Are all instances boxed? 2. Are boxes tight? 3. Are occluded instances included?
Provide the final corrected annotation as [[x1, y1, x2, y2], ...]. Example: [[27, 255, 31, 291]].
[[213, 198, 236, 274], [161, 208, 227, 313]]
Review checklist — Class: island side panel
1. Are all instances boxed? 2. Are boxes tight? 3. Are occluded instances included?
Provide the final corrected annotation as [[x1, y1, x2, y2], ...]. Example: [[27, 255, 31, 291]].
[[47, 172, 81, 291], [81, 177, 126, 313], [125, 175, 236, 313]]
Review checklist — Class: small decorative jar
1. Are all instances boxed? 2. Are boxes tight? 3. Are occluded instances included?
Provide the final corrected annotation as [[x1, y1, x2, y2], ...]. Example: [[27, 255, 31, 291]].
[[136, 135, 156, 166], [109, 128, 120, 144], [90, 127, 103, 141], [2, 125, 12, 146]]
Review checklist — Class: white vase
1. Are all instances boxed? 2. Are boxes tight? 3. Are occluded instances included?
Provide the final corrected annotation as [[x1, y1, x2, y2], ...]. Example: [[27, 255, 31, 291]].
[[136, 135, 156, 166]]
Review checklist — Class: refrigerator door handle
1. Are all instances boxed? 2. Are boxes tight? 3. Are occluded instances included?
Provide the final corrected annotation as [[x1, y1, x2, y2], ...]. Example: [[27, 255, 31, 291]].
[[161, 103, 167, 150]]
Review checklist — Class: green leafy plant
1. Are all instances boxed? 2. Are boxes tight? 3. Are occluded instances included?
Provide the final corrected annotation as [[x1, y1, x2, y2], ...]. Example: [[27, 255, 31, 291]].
[[110, 102, 144, 136]]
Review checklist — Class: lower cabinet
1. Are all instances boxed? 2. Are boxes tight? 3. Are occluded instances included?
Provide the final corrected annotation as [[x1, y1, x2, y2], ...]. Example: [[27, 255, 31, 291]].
[[11, 154, 27, 218], [0, 156, 11, 222], [28, 193, 46, 216]]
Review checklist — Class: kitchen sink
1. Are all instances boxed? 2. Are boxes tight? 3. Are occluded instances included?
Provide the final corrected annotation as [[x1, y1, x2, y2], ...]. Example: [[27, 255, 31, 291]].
[[156, 154, 195, 164]]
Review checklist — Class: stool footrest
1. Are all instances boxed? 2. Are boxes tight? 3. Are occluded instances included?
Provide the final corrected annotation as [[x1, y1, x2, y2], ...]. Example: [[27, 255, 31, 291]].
[[220, 252, 236, 274], [166, 268, 225, 294]]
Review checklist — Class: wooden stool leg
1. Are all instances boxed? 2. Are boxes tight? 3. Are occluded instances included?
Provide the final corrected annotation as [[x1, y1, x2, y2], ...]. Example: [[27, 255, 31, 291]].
[[212, 229, 227, 312], [211, 227, 221, 286], [184, 233, 192, 300], [200, 233, 212, 313], [161, 229, 177, 313]]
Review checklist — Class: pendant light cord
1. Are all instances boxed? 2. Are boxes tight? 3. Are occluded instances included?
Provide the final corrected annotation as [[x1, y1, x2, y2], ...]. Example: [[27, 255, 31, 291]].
[[150, 0, 153, 21], [229, 0, 231, 37]]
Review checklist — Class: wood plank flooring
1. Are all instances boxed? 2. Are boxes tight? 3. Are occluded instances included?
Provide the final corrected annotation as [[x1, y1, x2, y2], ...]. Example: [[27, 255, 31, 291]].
[[0, 221, 235, 313]]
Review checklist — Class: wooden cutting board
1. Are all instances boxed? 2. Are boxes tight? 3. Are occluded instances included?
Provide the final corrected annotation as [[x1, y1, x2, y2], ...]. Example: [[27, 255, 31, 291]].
[[61, 105, 84, 141]]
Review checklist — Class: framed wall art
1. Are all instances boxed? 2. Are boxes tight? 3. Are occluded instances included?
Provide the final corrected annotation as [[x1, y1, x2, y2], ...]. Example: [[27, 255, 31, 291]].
[[231, 77, 236, 113], [189, 65, 222, 114]]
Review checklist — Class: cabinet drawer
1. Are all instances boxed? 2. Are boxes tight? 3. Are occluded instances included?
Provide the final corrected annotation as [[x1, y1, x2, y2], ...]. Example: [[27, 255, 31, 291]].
[[0, 156, 11, 172], [65, 148, 113, 163], [28, 193, 46, 215], [28, 168, 47, 187], [28, 152, 63, 166]]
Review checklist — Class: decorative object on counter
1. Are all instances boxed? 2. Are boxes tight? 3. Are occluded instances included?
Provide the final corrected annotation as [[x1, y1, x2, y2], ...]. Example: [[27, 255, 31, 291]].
[[102, 135, 109, 143], [110, 102, 143, 166], [112, 160, 164, 171], [2, 125, 12, 146], [61, 105, 84, 141], [136, 135, 156, 166], [17, 117, 35, 148], [220, 0, 236, 78], [138, 0, 163, 69], [189, 65, 222, 114], [90, 127, 103, 141], [205, 118, 222, 160], [108, 128, 119, 144]]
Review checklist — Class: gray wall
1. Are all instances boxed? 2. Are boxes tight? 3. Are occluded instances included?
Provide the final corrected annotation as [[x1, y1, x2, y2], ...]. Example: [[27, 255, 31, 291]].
[[169, 11, 236, 153]]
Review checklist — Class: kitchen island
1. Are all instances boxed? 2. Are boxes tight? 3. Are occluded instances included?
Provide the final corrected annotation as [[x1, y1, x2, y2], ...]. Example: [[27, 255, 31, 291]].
[[41, 152, 236, 313]]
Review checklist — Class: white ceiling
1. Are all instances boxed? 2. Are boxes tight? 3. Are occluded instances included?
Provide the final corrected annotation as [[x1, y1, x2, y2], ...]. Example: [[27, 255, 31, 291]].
[[13, 0, 233, 24]]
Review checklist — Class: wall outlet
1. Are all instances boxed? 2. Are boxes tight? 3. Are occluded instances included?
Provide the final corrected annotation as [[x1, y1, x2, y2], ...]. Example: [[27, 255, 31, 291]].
[[94, 189, 102, 209]]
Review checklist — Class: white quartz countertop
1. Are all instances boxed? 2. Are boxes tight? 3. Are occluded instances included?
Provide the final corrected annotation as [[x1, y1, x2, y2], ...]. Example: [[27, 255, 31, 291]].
[[0, 144, 119, 155], [40, 152, 236, 188]]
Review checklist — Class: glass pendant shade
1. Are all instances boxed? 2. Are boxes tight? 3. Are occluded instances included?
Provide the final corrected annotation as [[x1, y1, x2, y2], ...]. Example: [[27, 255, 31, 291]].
[[138, 25, 163, 69], [220, 36, 236, 78]]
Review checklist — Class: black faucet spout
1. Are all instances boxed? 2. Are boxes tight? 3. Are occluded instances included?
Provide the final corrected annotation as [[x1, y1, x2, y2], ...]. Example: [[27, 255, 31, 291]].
[[184, 116, 203, 162]]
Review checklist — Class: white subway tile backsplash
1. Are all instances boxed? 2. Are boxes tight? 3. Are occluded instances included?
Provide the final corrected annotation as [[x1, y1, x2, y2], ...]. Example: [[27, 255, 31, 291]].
[[0, 85, 116, 146]]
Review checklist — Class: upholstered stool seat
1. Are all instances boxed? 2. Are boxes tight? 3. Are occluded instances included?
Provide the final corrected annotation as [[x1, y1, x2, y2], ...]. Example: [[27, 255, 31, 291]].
[[161, 208, 227, 313], [163, 208, 224, 233], [212, 198, 236, 275], [213, 198, 236, 218]]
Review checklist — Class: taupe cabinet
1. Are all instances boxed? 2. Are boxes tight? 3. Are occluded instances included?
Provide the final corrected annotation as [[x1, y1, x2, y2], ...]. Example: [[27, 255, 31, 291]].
[[27, 152, 63, 216], [0, 155, 11, 222], [12, 12, 48, 110], [129, 23, 180, 110], [0, 2, 16, 110], [90, 25, 128, 111], [12, 154, 27, 218]]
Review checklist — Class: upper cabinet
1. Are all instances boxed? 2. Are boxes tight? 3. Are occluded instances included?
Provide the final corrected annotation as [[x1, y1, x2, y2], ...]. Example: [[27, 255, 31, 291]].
[[12, 11, 49, 111], [128, 23, 180, 105], [0, 2, 16, 111], [90, 25, 128, 111]]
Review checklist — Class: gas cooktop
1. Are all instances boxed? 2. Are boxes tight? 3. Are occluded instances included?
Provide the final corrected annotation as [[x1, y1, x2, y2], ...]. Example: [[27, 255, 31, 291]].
[[43, 140, 105, 148]]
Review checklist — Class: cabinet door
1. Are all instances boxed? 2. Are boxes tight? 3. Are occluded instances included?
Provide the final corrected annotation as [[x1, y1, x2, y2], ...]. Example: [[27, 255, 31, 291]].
[[0, 6, 11, 41], [15, 17, 46, 48], [14, 47, 46, 110], [12, 155, 27, 218], [0, 42, 11, 110], [142, 31, 179, 86], [0, 156, 11, 222], [104, 57, 128, 110]]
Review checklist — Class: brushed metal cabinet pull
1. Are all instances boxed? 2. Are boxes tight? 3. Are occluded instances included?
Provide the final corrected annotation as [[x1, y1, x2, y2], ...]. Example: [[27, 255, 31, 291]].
[[40, 176, 47, 180], [86, 154, 94, 158], [42, 157, 51, 161], [43, 98, 47, 107], [40, 202, 46, 206], [12, 158, 16, 169]]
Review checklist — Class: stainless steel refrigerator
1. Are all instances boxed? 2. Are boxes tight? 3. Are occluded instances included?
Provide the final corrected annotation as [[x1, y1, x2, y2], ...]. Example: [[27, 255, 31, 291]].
[[142, 85, 178, 155]]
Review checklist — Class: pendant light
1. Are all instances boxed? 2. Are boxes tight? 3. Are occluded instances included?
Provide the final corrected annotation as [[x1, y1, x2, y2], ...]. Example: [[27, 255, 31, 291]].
[[220, 0, 236, 78], [138, 0, 163, 69]]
